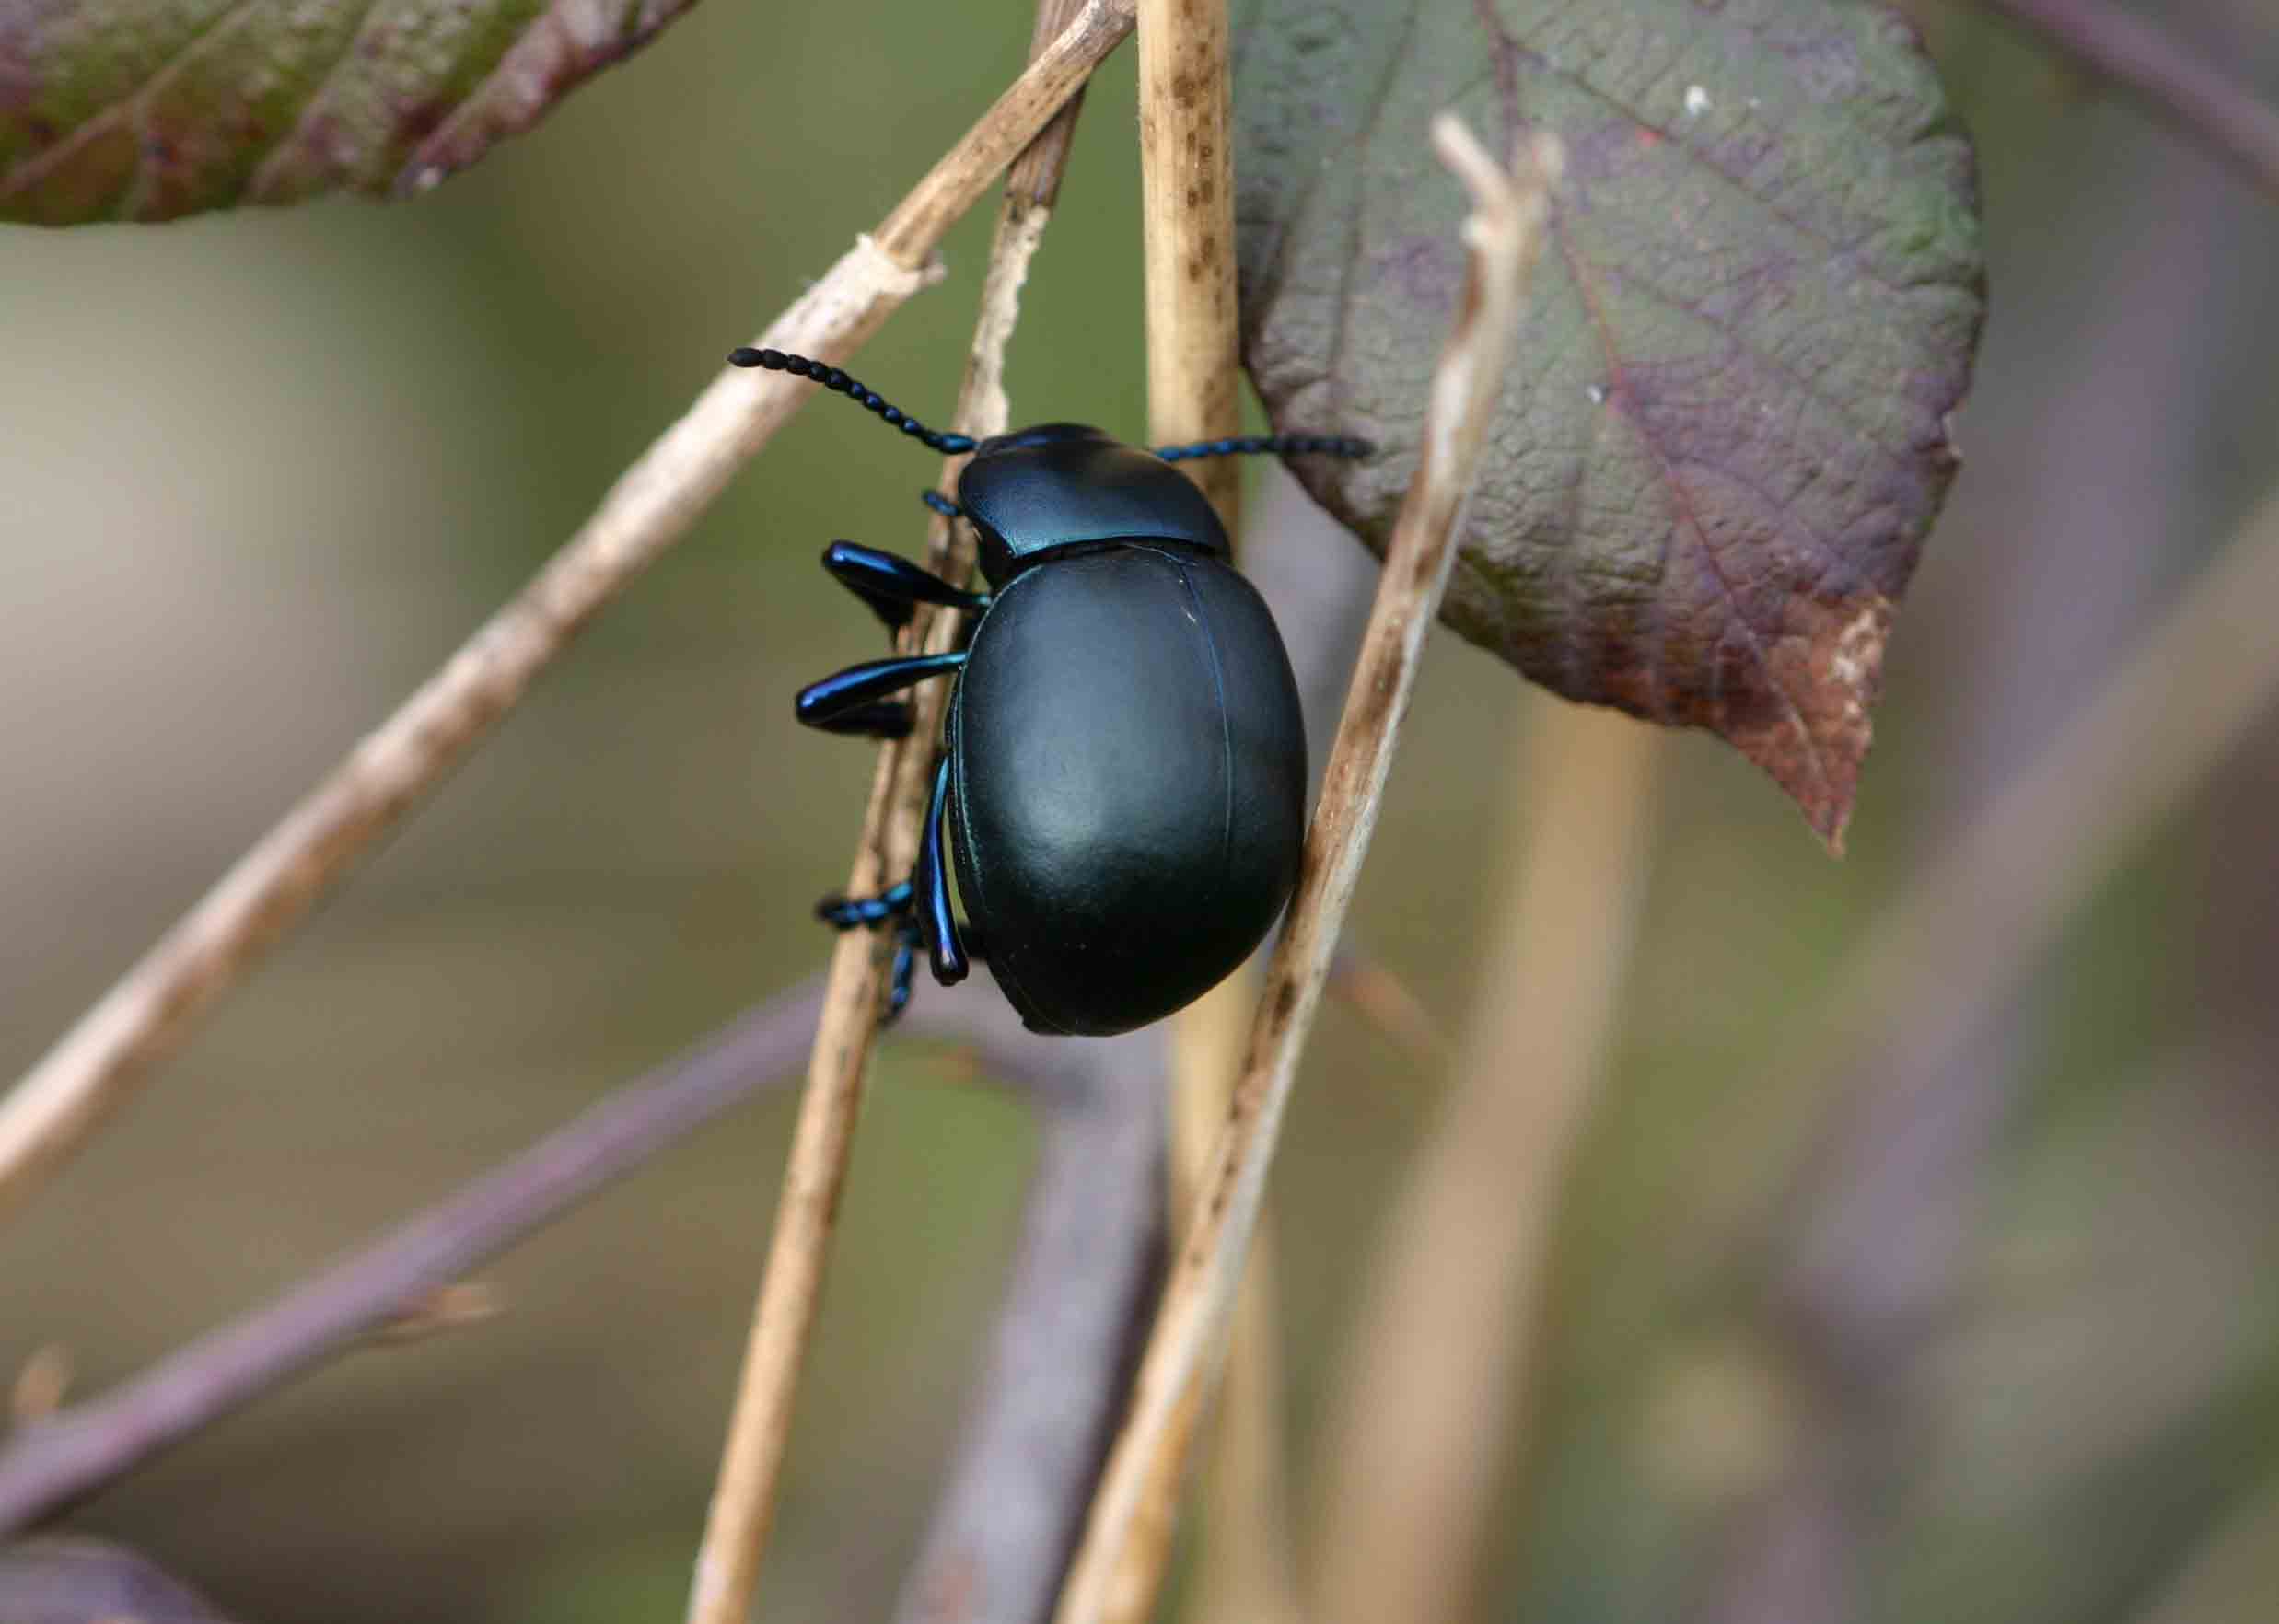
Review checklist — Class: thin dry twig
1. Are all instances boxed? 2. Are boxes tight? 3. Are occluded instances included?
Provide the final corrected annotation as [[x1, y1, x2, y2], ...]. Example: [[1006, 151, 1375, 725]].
[[1051, 118, 1564, 1624], [684, 8, 1130, 1621], [0, 0, 1139, 1225], [1310, 702, 1660, 1624], [1982, 0, 2279, 203]]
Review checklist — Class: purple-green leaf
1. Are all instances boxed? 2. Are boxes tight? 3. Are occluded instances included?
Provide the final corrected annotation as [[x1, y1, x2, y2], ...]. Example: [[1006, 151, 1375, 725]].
[[1236, 0, 1985, 848], [0, 0, 695, 224]]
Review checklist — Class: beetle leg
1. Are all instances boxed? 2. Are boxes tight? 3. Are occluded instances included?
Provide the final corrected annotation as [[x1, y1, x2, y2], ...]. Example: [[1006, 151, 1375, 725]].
[[913, 755, 970, 986], [816, 880, 913, 929], [920, 489, 966, 521], [821, 540, 988, 631], [886, 917, 921, 1020], [795, 650, 966, 731]]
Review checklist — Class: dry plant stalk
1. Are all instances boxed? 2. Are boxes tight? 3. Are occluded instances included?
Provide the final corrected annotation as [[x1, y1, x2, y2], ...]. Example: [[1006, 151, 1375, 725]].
[[682, 7, 1122, 1622], [1310, 702, 1660, 1624], [1052, 117, 1565, 1624], [0, 0, 1140, 1224]]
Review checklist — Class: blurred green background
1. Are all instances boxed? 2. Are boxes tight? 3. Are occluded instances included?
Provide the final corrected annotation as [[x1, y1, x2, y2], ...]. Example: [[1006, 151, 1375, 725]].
[[6, 1, 2279, 1620]]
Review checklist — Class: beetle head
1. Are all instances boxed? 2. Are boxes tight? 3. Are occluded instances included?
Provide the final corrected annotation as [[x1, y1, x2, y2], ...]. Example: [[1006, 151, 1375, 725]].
[[959, 424, 1230, 588]]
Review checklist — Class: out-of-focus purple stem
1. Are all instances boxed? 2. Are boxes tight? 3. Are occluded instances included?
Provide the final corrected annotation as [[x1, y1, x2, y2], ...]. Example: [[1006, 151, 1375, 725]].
[[1985, 0, 2279, 201]]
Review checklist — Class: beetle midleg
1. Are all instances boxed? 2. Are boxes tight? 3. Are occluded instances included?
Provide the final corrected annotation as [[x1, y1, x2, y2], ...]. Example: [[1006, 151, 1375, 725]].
[[821, 540, 987, 631], [795, 650, 967, 732]]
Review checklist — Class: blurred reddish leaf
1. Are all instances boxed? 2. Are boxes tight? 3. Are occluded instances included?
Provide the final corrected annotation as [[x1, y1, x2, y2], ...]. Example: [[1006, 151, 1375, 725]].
[[0, 0, 697, 224], [1236, 0, 1985, 847]]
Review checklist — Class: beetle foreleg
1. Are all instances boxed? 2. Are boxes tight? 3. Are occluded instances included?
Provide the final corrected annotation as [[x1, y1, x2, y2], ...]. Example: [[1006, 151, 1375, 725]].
[[821, 540, 988, 632], [920, 489, 966, 521], [795, 650, 967, 731]]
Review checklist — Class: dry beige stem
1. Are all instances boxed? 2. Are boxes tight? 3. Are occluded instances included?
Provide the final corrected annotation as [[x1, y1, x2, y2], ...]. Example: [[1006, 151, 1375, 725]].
[[1051, 117, 1564, 1624], [1310, 703, 1660, 1624], [681, 8, 1123, 1624], [0, 0, 1140, 1225]]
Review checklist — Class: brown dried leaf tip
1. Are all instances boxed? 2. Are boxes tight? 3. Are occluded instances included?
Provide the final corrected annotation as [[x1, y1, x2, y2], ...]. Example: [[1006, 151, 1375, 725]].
[[1727, 590, 1895, 854]]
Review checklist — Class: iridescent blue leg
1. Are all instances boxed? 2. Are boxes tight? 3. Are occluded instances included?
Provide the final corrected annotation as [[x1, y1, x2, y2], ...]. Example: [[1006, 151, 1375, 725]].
[[795, 650, 967, 733], [814, 884, 923, 1022], [821, 540, 987, 631], [913, 754, 968, 985], [817, 881, 913, 929], [886, 921, 921, 1018], [921, 490, 965, 520]]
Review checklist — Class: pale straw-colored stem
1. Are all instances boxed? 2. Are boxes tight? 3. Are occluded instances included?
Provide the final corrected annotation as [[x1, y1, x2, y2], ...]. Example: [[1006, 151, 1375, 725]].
[[1052, 118, 1565, 1624]]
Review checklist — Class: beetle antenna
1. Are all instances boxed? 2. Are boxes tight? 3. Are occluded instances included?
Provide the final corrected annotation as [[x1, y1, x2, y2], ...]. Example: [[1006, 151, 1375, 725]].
[[728, 348, 977, 455], [1152, 433, 1375, 463]]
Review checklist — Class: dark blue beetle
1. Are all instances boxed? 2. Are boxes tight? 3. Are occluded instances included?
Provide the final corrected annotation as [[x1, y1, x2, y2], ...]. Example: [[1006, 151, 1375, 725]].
[[732, 346, 1370, 1035]]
